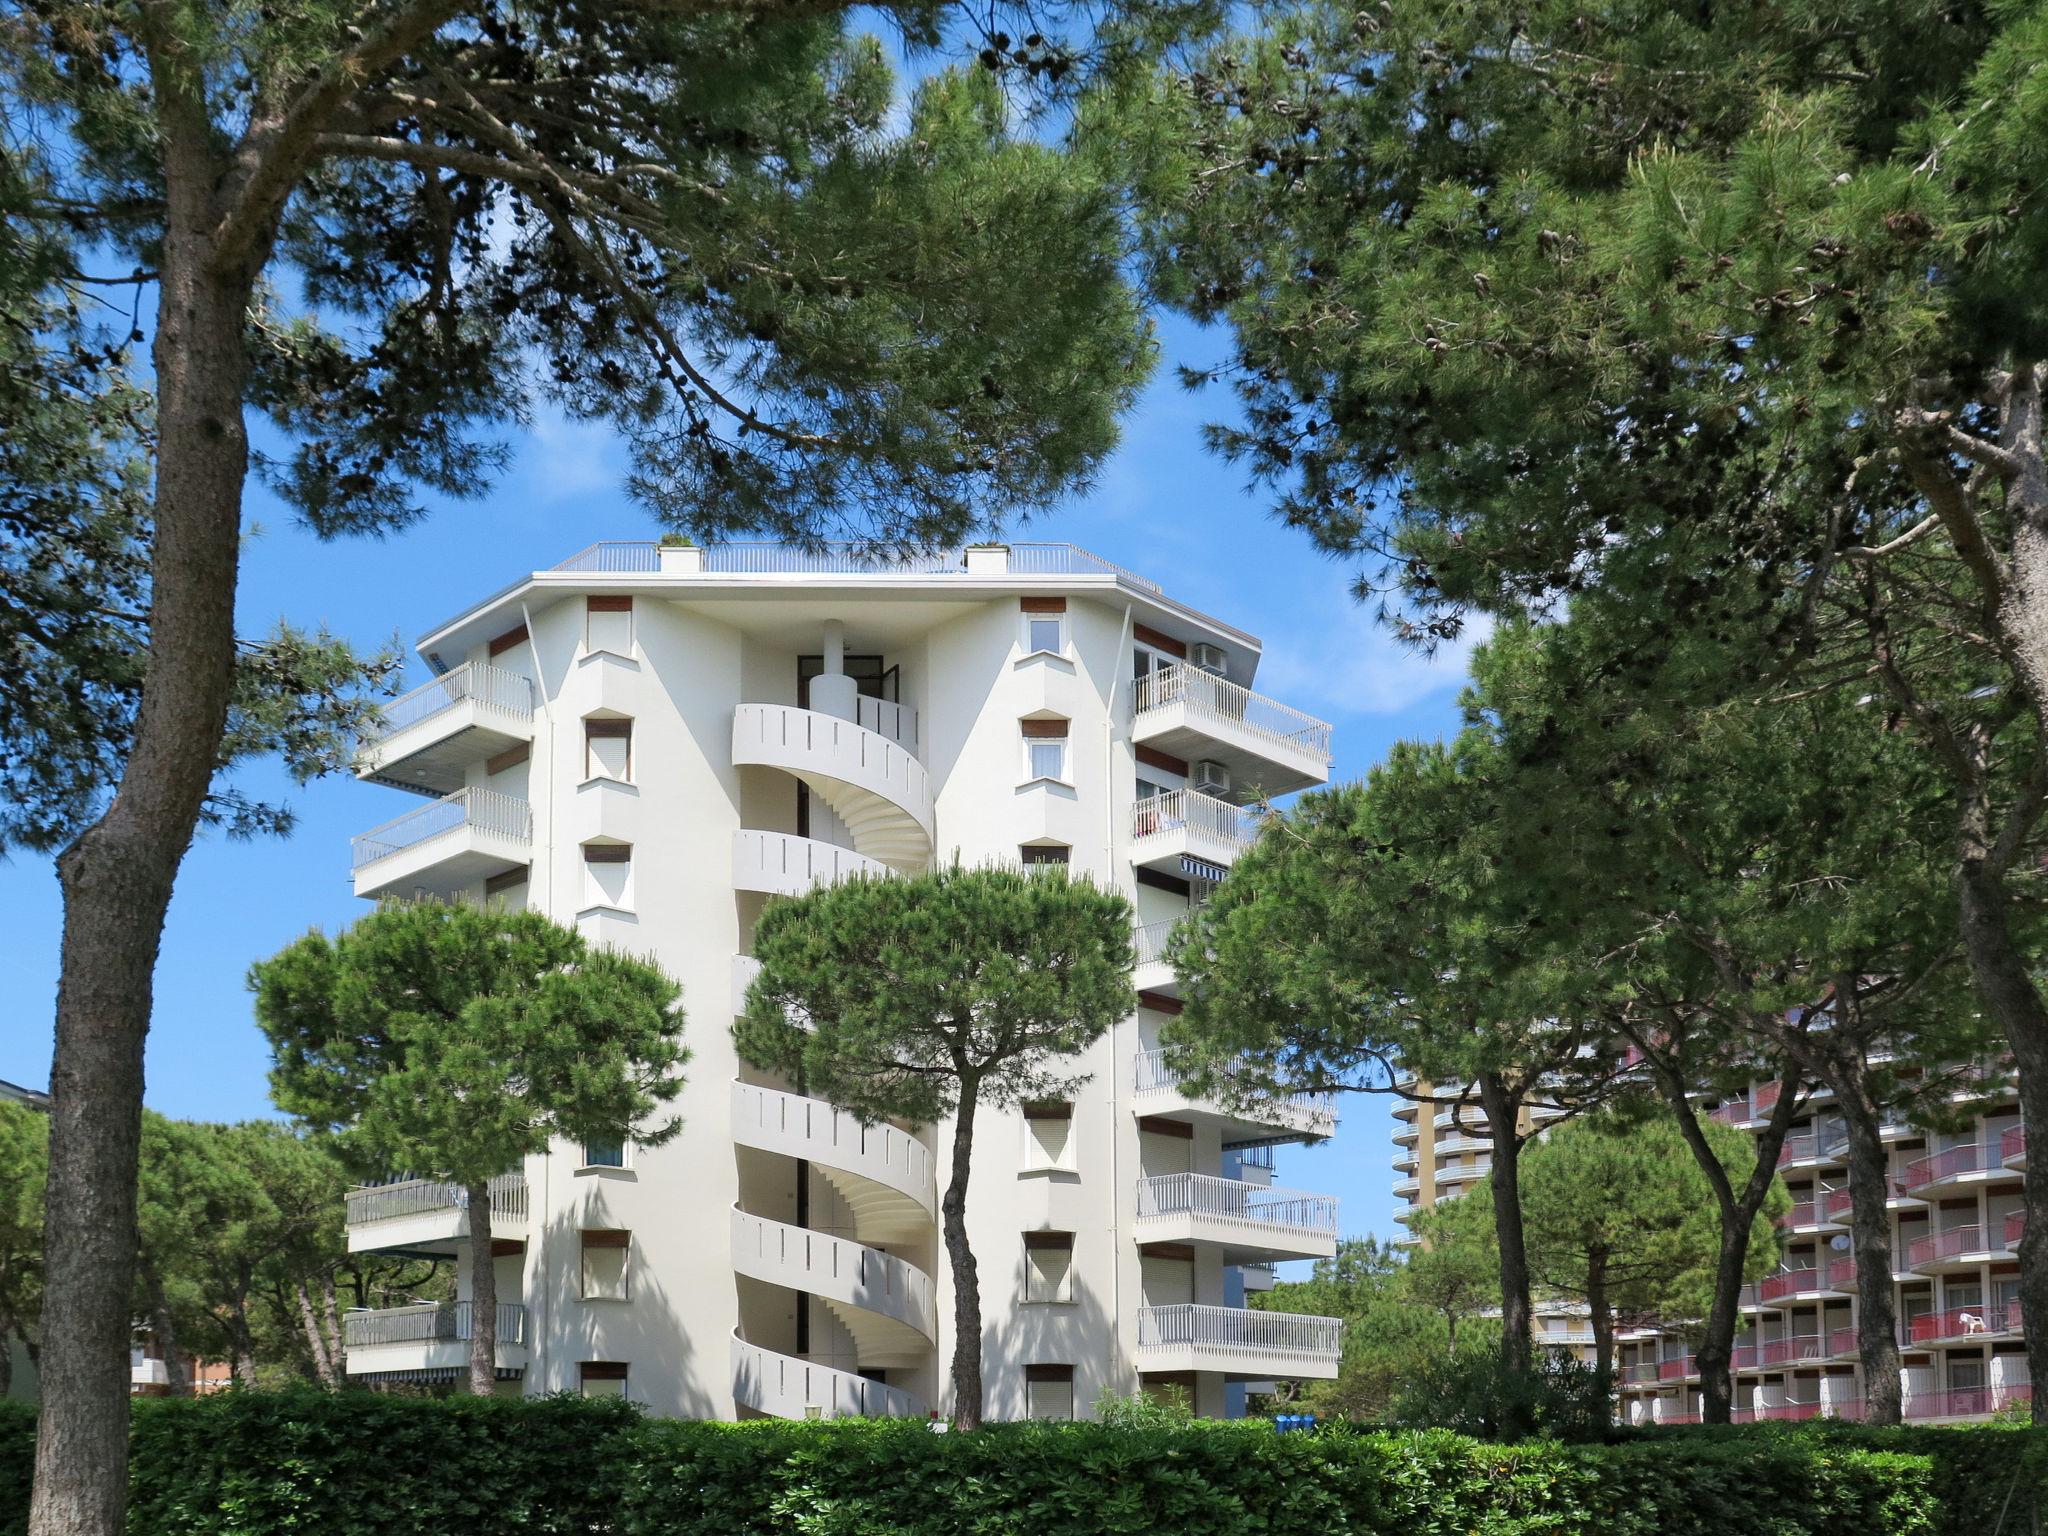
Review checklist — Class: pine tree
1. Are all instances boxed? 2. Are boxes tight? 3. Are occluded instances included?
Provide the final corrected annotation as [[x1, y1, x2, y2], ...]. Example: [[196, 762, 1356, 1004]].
[[735, 865, 1134, 1429], [252, 902, 684, 1398], [7, 6, 1150, 1522]]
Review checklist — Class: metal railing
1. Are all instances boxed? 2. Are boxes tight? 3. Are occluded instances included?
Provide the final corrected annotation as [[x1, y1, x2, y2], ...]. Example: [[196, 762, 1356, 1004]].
[[1904, 1383, 2033, 1420], [706, 543, 966, 576], [369, 661, 533, 744], [1136, 1303, 1342, 1359], [1133, 664, 1333, 765], [1900, 1140, 2000, 1193], [553, 542, 661, 573], [1908, 1224, 1999, 1267], [1911, 1303, 2024, 1344], [1007, 543, 1163, 593], [1758, 1266, 1822, 1303], [1135, 1173, 1338, 1236], [2004, 1126, 2027, 1165], [352, 786, 532, 869], [1130, 790, 1264, 858], [1134, 919, 1177, 968], [1132, 1050, 1336, 1130], [343, 1302, 526, 1349], [346, 1173, 528, 1228]]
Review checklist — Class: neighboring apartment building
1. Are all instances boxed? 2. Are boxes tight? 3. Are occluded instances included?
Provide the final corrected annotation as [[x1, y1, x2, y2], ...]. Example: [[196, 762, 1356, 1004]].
[[336, 540, 1345, 1421], [1388, 1065, 2032, 1422]]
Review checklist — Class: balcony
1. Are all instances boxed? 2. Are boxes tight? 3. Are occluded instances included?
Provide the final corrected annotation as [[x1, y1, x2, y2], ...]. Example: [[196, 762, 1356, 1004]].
[[1133, 1049, 1335, 1146], [1658, 1354, 1697, 1381], [1777, 1198, 1845, 1233], [729, 1207, 934, 1368], [1776, 1133, 1843, 1172], [729, 1081, 933, 1246], [343, 1302, 527, 1379], [351, 786, 531, 900], [1907, 1223, 2013, 1274], [1136, 1304, 1341, 1380], [1824, 1184, 1922, 1224], [1133, 919, 1178, 994], [345, 1173, 528, 1256], [2008, 1209, 2027, 1248], [1910, 1304, 2025, 1346], [2004, 1126, 2027, 1171], [1134, 1173, 1339, 1262], [1131, 664, 1332, 799], [730, 1332, 925, 1421], [1757, 1264, 1852, 1305], [1905, 1383, 2033, 1421], [356, 662, 535, 795], [731, 829, 889, 897], [1621, 1360, 1661, 1385], [130, 1357, 168, 1389], [1899, 1141, 2006, 1197], [1759, 1333, 1837, 1368], [1129, 790, 1265, 882]]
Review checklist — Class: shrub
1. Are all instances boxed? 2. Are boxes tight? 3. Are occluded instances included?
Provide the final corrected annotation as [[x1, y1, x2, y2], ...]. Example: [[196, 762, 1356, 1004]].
[[0, 1391, 2038, 1536], [1388, 1350, 1613, 1442]]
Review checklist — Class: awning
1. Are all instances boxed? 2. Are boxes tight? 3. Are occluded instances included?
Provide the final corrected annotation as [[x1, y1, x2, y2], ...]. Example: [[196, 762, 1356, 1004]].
[[1180, 856, 1229, 883]]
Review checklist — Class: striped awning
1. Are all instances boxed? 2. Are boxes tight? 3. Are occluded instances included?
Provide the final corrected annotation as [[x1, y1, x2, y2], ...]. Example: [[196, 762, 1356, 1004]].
[[1180, 856, 1228, 883], [351, 1366, 524, 1386]]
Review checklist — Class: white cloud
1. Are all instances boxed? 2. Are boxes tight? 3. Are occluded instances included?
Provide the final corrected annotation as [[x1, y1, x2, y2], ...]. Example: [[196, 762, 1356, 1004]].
[[520, 408, 626, 504], [1257, 604, 1494, 718]]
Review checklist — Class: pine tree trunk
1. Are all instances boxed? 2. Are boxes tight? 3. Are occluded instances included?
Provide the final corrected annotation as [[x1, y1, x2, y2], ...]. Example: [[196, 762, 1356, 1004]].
[[296, 1286, 338, 1389], [147, 1295, 191, 1398], [1954, 854, 2048, 1424], [320, 1279, 345, 1374], [941, 1082, 982, 1430], [1477, 1074, 1533, 1380], [1831, 1069, 1903, 1425], [28, 89, 256, 1536], [1586, 1244, 1613, 1425], [0, 1318, 13, 1400], [466, 1181, 498, 1396]]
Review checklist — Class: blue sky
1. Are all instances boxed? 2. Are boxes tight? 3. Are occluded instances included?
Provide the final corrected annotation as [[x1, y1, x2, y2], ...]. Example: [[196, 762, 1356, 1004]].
[[0, 313, 1475, 1250]]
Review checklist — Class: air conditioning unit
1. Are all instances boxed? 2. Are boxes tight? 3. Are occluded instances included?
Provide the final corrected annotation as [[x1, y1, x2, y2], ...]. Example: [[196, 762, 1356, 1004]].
[[1191, 760, 1232, 797], [1190, 642, 1229, 676]]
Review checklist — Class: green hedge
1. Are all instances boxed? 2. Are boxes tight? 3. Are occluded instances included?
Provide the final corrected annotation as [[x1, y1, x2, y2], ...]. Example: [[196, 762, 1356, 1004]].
[[0, 1394, 2040, 1536]]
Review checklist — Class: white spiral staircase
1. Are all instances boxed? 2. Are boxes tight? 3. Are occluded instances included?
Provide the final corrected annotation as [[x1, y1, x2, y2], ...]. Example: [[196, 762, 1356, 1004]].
[[730, 703, 933, 870]]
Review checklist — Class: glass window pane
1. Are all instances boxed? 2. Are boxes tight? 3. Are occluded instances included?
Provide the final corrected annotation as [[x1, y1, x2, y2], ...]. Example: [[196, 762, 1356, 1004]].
[[1028, 616, 1062, 653]]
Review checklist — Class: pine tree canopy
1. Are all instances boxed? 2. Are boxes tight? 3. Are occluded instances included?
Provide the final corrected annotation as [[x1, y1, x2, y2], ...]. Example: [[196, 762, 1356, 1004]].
[[251, 902, 686, 1188]]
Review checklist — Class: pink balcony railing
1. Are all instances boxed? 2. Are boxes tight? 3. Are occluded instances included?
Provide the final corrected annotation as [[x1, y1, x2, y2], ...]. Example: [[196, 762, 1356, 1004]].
[[1759, 1267, 1822, 1303], [1825, 1188, 1856, 1223], [1900, 1142, 1997, 1195], [1910, 1304, 2024, 1345], [1778, 1199, 1826, 1229], [2004, 1126, 2027, 1167], [1908, 1225, 2001, 1267], [1762, 1335, 1827, 1367], [1777, 1135, 1827, 1167], [1824, 1327, 1859, 1358], [2007, 1209, 2027, 1247], [1824, 1256, 1858, 1292], [1730, 1340, 1762, 1370], [1759, 1400, 1827, 1422], [1753, 1081, 1783, 1115], [1709, 1101, 1751, 1125], [1905, 1383, 2033, 1420], [1657, 1354, 1697, 1381]]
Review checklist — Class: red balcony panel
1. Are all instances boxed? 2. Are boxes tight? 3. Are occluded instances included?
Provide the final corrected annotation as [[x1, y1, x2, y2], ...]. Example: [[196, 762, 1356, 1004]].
[[1709, 1101, 1749, 1126], [1908, 1225, 1990, 1267], [1825, 1188, 1855, 1223], [2007, 1209, 2027, 1248], [1730, 1341, 1762, 1370], [2004, 1127, 2027, 1166], [1753, 1082, 1783, 1115], [1824, 1257, 1858, 1292], [1759, 1399, 1826, 1422], [1777, 1135, 1822, 1167], [1762, 1335, 1825, 1366], [1779, 1200, 1826, 1229], [1900, 1142, 1995, 1194], [1910, 1303, 2024, 1345], [1759, 1267, 1822, 1303], [1657, 1354, 1696, 1381]]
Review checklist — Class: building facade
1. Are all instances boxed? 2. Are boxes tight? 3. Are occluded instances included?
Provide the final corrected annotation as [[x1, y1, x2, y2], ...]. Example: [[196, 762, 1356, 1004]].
[[1388, 1067, 2032, 1422], [336, 540, 1344, 1420]]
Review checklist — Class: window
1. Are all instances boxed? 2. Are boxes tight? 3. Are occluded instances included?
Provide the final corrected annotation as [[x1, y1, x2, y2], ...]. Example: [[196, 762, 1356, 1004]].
[[1022, 1102, 1075, 1172], [582, 1137, 626, 1169], [581, 1229, 630, 1300], [1020, 597, 1066, 656], [586, 595, 632, 655], [582, 842, 632, 910], [1021, 717, 1068, 783], [483, 868, 529, 913], [1019, 844, 1070, 867], [579, 1361, 628, 1399], [1025, 1364, 1075, 1421], [1023, 1231, 1075, 1303], [584, 717, 633, 782]]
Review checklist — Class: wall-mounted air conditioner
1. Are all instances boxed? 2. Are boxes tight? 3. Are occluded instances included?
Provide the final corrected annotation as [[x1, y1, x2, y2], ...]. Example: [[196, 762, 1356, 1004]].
[[1191, 760, 1232, 797], [1190, 642, 1229, 676]]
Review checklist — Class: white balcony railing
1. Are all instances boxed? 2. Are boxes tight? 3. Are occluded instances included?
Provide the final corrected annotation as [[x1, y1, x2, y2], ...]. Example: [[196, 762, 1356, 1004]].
[[351, 786, 531, 869], [1136, 1173, 1338, 1236], [1131, 791, 1264, 858], [343, 1302, 526, 1349], [1137, 1303, 1343, 1360], [1135, 920, 1177, 968], [1134, 664, 1333, 765], [553, 542, 661, 573], [345, 1173, 528, 1228], [1133, 1049, 1336, 1133], [545, 541, 1165, 590], [369, 661, 533, 742]]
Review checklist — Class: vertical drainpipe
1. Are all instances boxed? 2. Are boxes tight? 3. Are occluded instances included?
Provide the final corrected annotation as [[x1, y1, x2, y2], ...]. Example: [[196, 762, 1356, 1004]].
[[517, 595, 550, 1392], [1112, 602, 1136, 1403]]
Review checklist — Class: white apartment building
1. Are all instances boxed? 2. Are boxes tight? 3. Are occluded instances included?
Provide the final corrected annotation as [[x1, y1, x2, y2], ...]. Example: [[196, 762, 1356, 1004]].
[[335, 540, 1344, 1421], [1390, 1066, 2032, 1422]]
